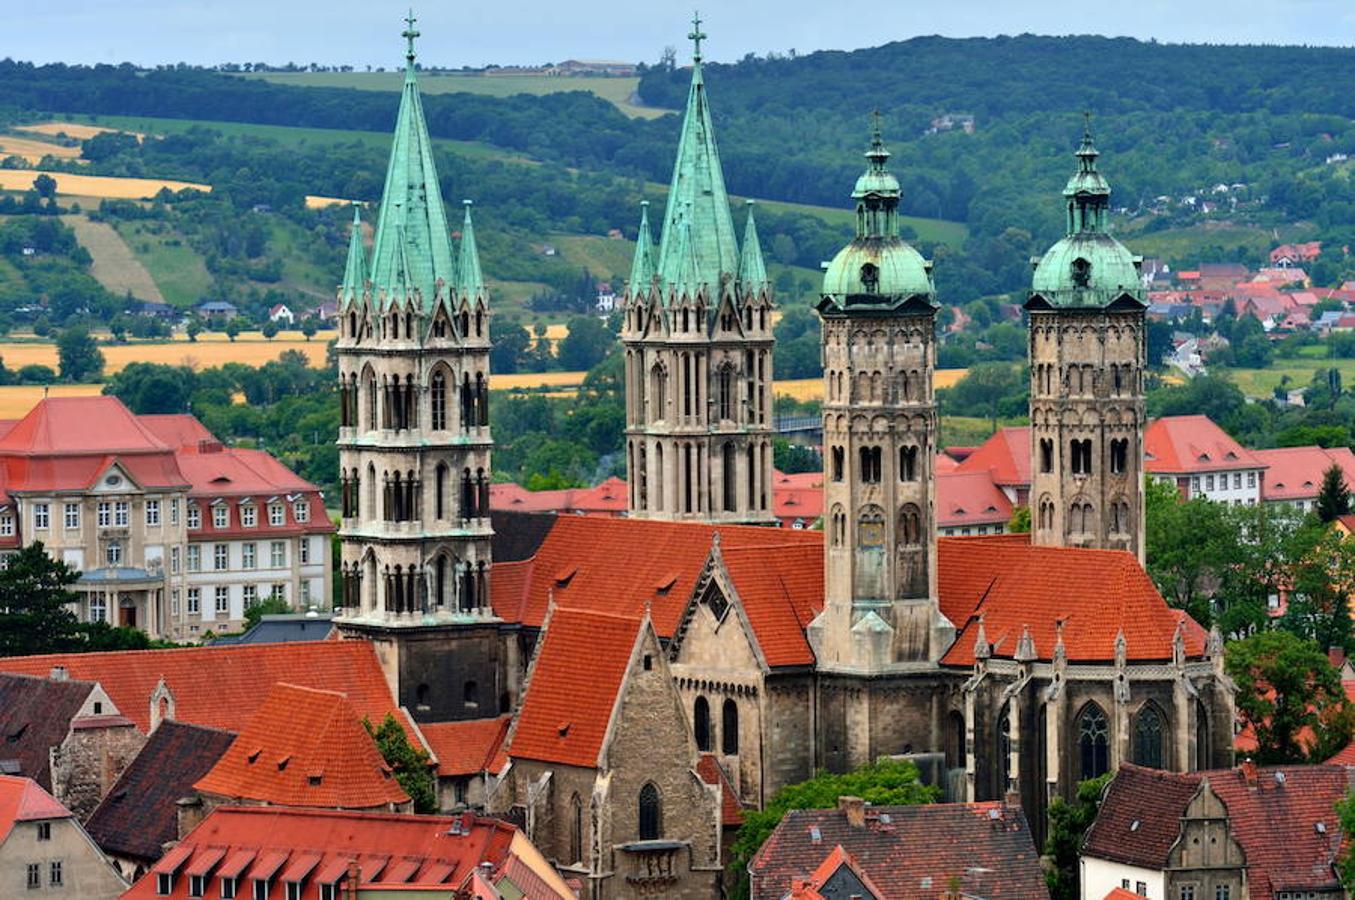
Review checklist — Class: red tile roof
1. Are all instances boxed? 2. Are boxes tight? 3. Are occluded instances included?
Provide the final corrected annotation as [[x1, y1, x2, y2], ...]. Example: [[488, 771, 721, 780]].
[[121, 806, 534, 899], [0, 775, 70, 843], [773, 471, 824, 525], [509, 608, 643, 768], [937, 537, 1208, 666], [696, 754, 745, 827], [1104, 890, 1142, 900], [1084, 763, 1352, 898], [955, 426, 1031, 488], [194, 683, 407, 809], [0, 641, 404, 736], [488, 476, 628, 517], [85, 720, 235, 863], [421, 715, 512, 777], [718, 542, 824, 667], [749, 802, 1047, 900], [139, 414, 219, 450], [936, 471, 1013, 529], [1144, 415, 1265, 475], [1253, 445, 1355, 502]]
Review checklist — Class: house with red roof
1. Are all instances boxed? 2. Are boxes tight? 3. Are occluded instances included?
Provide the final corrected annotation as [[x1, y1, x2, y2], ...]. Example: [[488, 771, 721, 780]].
[[1270, 241, 1322, 267], [954, 426, 1032, 505], [0, 774, 128, 898], [1253, 445, 1355, 513], [749, 796, 1047, 899], [123, 805, 572, 900], [417, 714, 510, 811], [491, 606, 723, 900], [1081, 762, 1353, 900], [1144, 415, 1267, 504]]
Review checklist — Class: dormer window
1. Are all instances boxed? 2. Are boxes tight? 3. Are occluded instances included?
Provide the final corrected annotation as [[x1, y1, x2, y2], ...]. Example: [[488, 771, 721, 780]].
[[212, 505, 229, 529], [268, 504, 284, 527], [293, 500, 309, 524], [1071, 257, 1091, 288], [187, 504, 201, 530], [859, 263, 879, 294]]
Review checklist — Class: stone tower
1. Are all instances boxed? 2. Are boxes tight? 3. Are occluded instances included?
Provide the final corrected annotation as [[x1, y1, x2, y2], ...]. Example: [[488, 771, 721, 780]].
[[621, 16, 775, 525], [334, 16, 512, 722], [1027, 122, 1147, 562], [809, 119, 953, 672]]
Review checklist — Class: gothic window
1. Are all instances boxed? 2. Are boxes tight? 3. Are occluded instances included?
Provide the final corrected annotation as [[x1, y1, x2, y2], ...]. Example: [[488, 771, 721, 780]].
[[722, 442, 737, 512], [1078, 703, 1110, 780], [1135, 704, 1165, 769], [997, 707, 1012, 793], [900, 504, 922, 546], [722, 700, 739, 755], [859, 446, 882, 483], [365, 372, 378, 431], [650, 364, 667, 423], [1195, 700, 1211, 770], [1039, 439, 1054, 474], [435, 463, 448, 519], [946, 711, 965, 769], [654, 443, 663, 510], [899, 445, 919, 481], [1071, 257, 1091, 288], [693, 697, 711, 752], [1038, 495, 1055, 531], [431, 371, 447, 431], [1110, 438, 1128, 475], [717, 365, 734, 422], [570, 794, 584, 864], [638, 783, 662, 841], [860, 263, 880, 294], [1068, 500, 1094, 536], [463, 681, 478, 707], [832, 446, 844, 482], [1109, 497, 1131, 536], [1070, 439, 1093, 475]]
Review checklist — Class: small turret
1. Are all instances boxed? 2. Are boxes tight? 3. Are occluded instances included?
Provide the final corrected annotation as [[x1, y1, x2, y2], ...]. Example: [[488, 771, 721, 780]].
[[457, 200, 483, 298], [340, 205, 367, 305], [738, 201, 768, 290], [628, 200, 655, 293]]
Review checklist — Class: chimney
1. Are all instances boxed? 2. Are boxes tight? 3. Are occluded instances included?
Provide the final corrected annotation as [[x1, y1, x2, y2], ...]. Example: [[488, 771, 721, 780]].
[[49, 665, 68, 682], [838, 795, 866, 828], [344, 860, 361, 900], [1240, 759, 1258, 787]]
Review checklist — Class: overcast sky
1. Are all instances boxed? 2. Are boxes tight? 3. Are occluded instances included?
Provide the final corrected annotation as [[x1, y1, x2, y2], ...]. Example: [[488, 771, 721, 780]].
[[18, 0, 1355, 68]]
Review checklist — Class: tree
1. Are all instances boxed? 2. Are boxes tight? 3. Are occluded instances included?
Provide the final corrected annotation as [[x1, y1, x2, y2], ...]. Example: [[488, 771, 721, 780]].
[[1225, 630, 1354, 764], [942, 362, 1024, 432], [772, 438, 821, 475], [1316, 463, 1351, 523], [1007, 505, 1031, 533], [0, 543, 82, 656], [186, 318, 203, 342], [243, 595, 291, 630], [557, 315, 614, 371], [363, 713, 436, 813], [727, 759, 937, 897], [31, 173, 57, 201], [261, 319, 279, 340], [300, 317, 318, 341], [56, 326, 105, 382], [1338, 791, 1355, 889], [224, 318, 244, 342], [489, 322, 531, 374], [1045, 773, 1113, 900]]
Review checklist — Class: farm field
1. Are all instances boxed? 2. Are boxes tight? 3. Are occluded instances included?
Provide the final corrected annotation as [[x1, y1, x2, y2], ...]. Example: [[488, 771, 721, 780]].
[[107, 220, 213, 306], [0, 335, 335, 375], [63, 215, 164, 302], [0, 169, 209, 199], [0, 134, 83, 165], [1218, 359, 1355, 399], [1125, 221, 1318, 261], [245, 71, 671, 119], [16, 122, 145, 141], [748, 196, 969, 248]]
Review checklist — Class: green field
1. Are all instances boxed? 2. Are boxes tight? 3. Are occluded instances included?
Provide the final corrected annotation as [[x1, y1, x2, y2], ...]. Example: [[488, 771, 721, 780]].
[[940, 415, 1025, 447], [110, 220, 212, 306], [1219, 359, 1355, 399], [245, 71, 673, 119], [1124, 221, 1317, 262]]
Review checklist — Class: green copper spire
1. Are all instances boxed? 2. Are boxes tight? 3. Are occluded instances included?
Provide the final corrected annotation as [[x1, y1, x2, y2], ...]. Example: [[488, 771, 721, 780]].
[[340, 205, 367, 303], [1063, 112, 1112, 235], [456, 200, 484, 296], [367, 12, 457, 309], [670, 215, 702, 298], [654, 15, 739, 297], [738, 201, 767, 288], [628, 200, 655, 291]]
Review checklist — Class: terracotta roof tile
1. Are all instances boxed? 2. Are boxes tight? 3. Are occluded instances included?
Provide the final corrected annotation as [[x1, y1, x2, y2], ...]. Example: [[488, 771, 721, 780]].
[[509, 608, 643, 768], [749, 802, 1046, 899], [0, 775, 71, 843], [719, 544, 824, 668], [85, 720, 235, 863], [936, 471, 1013, 528], [1253, 445, 1355, 502], [1144, 415, 1265, 475], [955, 426, 1031, 487], [194, 683, 408, 809], [696, 754, 745, 827], [421, 715, 512, 777]]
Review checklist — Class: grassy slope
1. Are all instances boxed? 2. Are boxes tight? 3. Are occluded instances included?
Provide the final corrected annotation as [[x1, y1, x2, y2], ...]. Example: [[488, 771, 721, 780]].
[[749, 196, 969, 247], [1218, 357, 1355, 399], [110, 220, 212, 306], [244, 71, 672, 119], [1123, 221, 1318, 261]]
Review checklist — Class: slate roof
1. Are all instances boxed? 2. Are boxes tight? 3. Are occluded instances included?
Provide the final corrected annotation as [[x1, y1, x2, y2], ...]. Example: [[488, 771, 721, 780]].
[[210, 614, 334, 646], [0, 775, 71, 843], [749, 802, 1047, 900], [1084, 763, 1353, 897], [0, 641, 406, 735], [489, 510, 558, 562], [509, 608, 642, 768], [421, 715, 512, 777], [193, 683, 407, 809], [85, 720, 235, 863], [0, 673, 99, 790]]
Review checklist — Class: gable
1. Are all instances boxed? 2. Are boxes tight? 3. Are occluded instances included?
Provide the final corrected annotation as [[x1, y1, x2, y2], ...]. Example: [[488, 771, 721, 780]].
[[671, 561, 765, 674]]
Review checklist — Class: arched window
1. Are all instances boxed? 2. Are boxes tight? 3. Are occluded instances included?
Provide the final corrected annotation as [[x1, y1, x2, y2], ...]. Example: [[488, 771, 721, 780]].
[[997, 707, 1012, 793], [1078, 703, 1110, 780], [946, 711, 965, 769], [1110, 438, 1128, 475], [435, 463, 448, 520], [1039, 438, 1053, 474], [693, 696, 711, 752], [899, 445, 918, 481], [717, 366, 733, 422], [722, 699, 739, 755], [431, 371, 447, 431], [1195, 700, 1211, 770], [569, 793, 584, 864], [1135, 704, 1165, 769], [638, 783, 662, 840], [900, 504, 922, 546], [831, 446, 844, 482]]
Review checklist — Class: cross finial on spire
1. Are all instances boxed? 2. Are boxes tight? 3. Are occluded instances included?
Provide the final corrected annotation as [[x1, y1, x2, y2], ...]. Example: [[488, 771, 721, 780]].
[[1083, 109, 1092, 140], [402, 9, 420, 64], [689, 11, 707, 64], [871, 108, 883, 140]]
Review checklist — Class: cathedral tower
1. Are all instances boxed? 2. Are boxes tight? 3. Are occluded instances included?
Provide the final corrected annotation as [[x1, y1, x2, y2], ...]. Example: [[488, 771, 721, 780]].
[[811, 119, 951, 671], [621, 16, 775, 524], [1027, 121, 1147, 561], [335, 16, 509, 721]]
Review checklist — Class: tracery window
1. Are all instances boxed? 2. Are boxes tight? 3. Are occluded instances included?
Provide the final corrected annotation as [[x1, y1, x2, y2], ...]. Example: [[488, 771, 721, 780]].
[[1078, 703, 1110, 780]]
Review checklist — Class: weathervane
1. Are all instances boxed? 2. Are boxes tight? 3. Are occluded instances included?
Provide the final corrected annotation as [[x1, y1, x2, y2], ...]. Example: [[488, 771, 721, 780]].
[[689, 12, 706, 64], [402, 9, 420, 64]]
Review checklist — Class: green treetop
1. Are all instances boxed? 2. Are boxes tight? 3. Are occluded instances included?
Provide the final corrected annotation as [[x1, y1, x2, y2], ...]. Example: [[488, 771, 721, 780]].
[[367, 11, 457, 310]]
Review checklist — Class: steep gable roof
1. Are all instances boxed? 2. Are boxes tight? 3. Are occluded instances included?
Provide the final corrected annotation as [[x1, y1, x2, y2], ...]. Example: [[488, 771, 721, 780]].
[[421, 715, 512, 777], [0, 641, 405, 735], [85, 720, 235, 863], [696, 754, 745, 827], [936, 470, 1013, 528], [1081, 764, 1206, 869], [716, 543, 824, 668], [0, 774, 71, 843], [0, 673, 98, 790], [194, 683, 407, 809], [138, 414, 218, 450], [509, 608, 643, 768], [955, 426, 1031, 487]]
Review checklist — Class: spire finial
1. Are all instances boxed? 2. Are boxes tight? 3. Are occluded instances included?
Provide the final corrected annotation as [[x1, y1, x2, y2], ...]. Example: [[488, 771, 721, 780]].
[[1083, 109, 1092, 140], [689, 11, 707, 64], [871, 108, 883, 142], [402, 9, 420, 65]]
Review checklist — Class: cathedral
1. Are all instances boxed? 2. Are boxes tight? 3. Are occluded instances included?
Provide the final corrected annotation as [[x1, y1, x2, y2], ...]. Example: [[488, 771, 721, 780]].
[[334, 17, 1235, 894]]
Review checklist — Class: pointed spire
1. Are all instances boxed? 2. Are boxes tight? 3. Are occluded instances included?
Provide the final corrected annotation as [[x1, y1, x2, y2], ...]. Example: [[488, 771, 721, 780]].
[[457, 200, 483, 296], [368, 12, 456, 310], [628, 200, 655, 292], [340, 205, 367, 304], [738, 200, 767, 288], [671, 214, 701, 298], [654, 18, 739, 297], [973, 616, 991, 660], [1015, 625, 1037, 663], [1063, 111, 1111, 235]]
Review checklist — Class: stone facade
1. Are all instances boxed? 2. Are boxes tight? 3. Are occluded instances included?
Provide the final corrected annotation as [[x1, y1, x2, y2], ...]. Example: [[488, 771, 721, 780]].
[[0, 786, 128, 899], [49, 720, 145, 823]]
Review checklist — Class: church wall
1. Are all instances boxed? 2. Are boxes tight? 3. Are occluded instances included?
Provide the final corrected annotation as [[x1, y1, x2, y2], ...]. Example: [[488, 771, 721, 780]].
[[762, 675, 815, 800], [357, 624, 512, 723], [492, 759, 597, 885]]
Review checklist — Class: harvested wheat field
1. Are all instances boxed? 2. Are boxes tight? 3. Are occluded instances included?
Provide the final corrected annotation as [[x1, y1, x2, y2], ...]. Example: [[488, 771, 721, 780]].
[[305, 195, 354, 209], [16, 122, 146, 141], [0, 170, 209, 199], [0, 339, 330, 374], [491, 371, 588, 391], [0, 384, 104, 418], [775, 369, 970, 403], [0, 135, 83, 165]]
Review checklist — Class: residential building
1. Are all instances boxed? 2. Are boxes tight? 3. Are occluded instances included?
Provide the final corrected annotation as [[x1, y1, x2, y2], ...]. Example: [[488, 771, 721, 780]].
[[1253, 445, 1355, 512], [267, 303, 295, 325], [0, 774, 128, 899], [1081, 762, 1351, 900], [84, 721, 235, 881], [621, 23, 776, 525], [194, 300, 238, 320], [935, 470, 1013, 536], [749, 796, 1048, 899], [1144, 415, 1266, 505], [954, 425, 1031, 506], [489, 476, 628, 518], [122, 806, 572, 899], [420, 715, 510, 812]]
